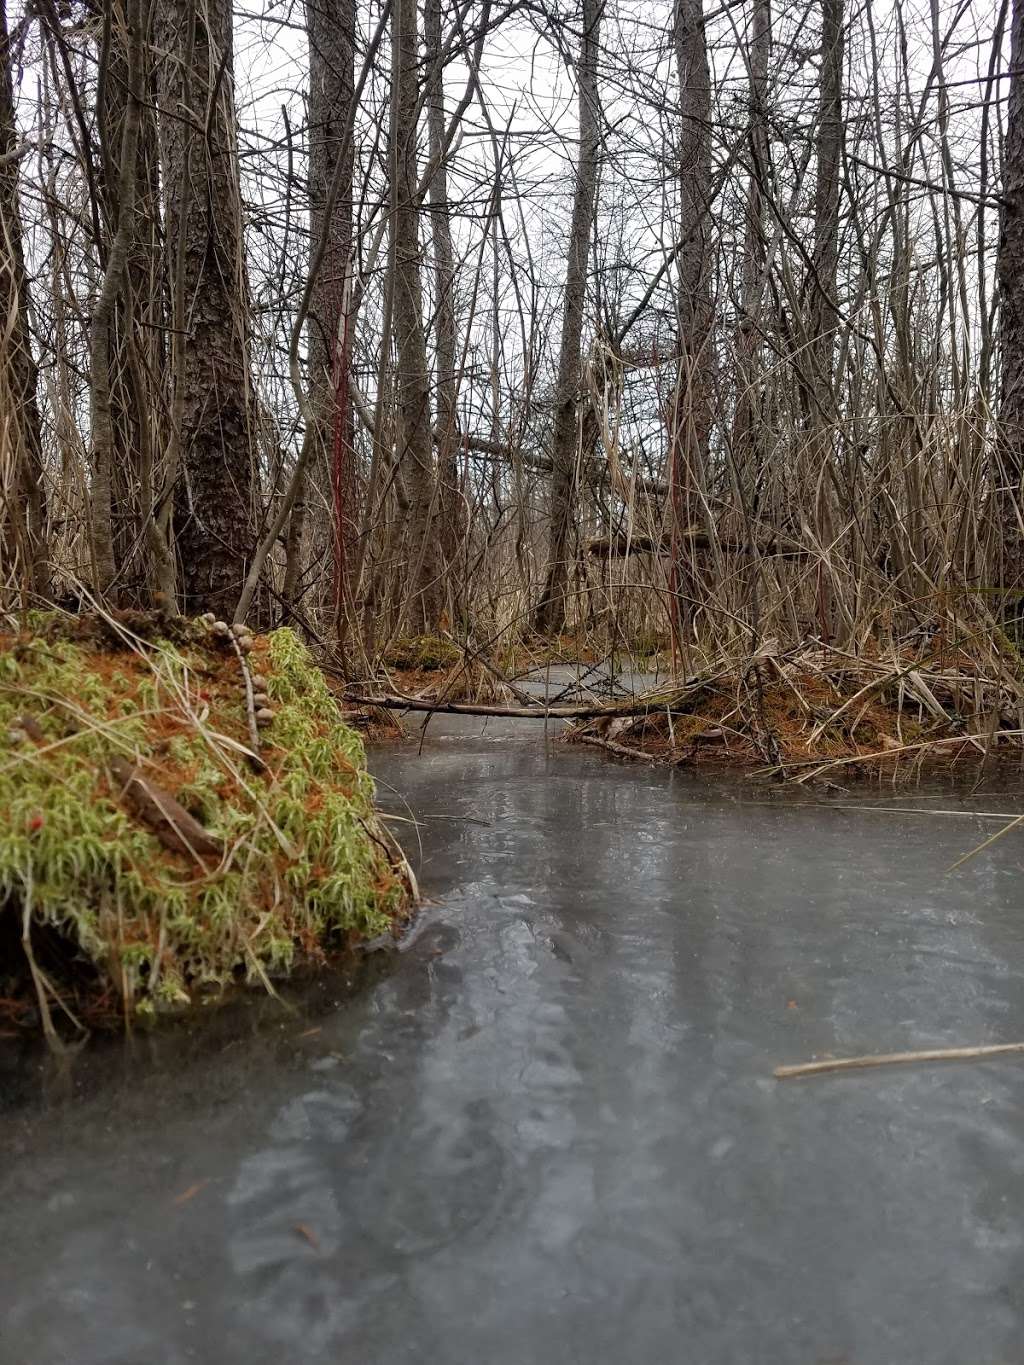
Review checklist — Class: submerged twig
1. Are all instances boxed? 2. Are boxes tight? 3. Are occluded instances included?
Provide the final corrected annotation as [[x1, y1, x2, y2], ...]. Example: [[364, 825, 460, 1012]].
[[577, 732, 659, 762]]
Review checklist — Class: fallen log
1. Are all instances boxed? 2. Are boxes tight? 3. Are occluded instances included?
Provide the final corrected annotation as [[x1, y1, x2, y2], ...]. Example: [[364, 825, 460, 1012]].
[[343, 684, 709, 721], [588, 529, 810, 559]]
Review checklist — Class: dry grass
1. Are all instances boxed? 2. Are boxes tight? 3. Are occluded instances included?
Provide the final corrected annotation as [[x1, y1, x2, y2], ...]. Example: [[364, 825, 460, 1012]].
[[566, 633, 1024, 783]]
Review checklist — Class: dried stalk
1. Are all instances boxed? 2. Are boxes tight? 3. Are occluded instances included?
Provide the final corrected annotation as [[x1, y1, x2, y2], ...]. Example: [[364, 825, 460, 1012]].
[[776, 1041, 1024, 1080]]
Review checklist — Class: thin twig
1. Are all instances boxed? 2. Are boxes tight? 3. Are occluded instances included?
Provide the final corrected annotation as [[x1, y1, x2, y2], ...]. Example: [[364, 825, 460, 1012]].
[[577, 732, 659, 762], [775, 1041, 1024, 1079], [946, 813, 1024, 871]]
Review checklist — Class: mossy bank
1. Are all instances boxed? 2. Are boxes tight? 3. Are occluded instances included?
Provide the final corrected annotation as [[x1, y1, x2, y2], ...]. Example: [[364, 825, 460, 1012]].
[[0, 612, 411, 1038]]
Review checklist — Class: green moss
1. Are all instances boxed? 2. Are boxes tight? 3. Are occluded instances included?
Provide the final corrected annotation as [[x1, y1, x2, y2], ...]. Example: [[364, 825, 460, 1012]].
[[0, 617, 408, 1027], [383, 634, 461, 671]]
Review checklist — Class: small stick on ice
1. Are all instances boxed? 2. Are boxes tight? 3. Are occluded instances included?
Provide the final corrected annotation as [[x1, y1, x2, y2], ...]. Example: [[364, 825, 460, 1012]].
[[775, 1041, 1024, 1079]]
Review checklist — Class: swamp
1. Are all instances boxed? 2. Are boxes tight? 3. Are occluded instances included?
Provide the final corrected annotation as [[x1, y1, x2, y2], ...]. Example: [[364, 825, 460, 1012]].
[[2, 0, 1024, 1356]]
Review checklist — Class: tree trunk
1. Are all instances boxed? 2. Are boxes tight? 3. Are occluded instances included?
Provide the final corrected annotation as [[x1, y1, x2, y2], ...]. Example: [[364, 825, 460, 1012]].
[[730, 0, 770, 501], [998, 0, 1024, 589], [670, 0, 714, 635], [156, 0, 256, 617], [425, 0, 467, 615], [89, 0, 147, 599], [91, 0, 168, 606], [811, 0, 843, 393], [0, 0, 49, 602], [390, 0, 443, 632], [806, 0, 844, 639], [533, 0, 602, 636], [294, 0, 356, 634]]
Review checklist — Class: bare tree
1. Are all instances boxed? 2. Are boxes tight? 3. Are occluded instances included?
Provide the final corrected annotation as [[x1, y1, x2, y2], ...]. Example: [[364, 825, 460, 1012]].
[[291, 0, 357, 628], [0, 0, 1011, 680], [669, 0, 714, 634], [89, 0, 148, 597], [390, 0, 443, 630], [534, 0, 603, 635], [810, 0, 843, 397], [0, 0, 49, 601], [425, 0, 467, 610], [999, 0, 1024, 590], [730, 0, 770, 502], [805, 0, 844, 639]]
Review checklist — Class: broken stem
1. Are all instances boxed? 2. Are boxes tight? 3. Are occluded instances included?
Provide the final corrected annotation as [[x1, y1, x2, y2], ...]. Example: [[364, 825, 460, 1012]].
[[775, 1041, 1024, 1079]]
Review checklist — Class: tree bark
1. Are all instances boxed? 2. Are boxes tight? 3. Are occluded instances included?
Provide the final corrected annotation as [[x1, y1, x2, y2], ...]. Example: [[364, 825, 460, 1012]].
[[156, 0, 256, 617], [730, 0, 770, 498], [998, 0, 1024, 588], [90, 0, 169, 605], [0, 0, 49, 602], [390, 0, 443, 632], [805, 0, 844, 639], [670, 0, 714, 633], [811, 0, 843, 393], [425, 0, 467, 611], [89, 0, 147, 598], [533, 0, 602, 635], [293, 0, 356, 633]]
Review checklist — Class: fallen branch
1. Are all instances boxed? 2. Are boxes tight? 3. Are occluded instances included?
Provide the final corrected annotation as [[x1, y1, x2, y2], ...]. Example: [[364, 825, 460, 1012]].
[[109, 756, 223, 863], [588, 528, 809, 559], [577, 733, 659, 762], [775, 1041, 1024, 1079], [773, 803, 1024, 821], [946, 813, 1024, 872], [344, 683, 709, 721]]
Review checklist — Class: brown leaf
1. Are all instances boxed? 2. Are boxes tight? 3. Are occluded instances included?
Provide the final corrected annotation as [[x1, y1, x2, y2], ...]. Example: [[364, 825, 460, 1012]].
[[293, 1223, 320, 1251]]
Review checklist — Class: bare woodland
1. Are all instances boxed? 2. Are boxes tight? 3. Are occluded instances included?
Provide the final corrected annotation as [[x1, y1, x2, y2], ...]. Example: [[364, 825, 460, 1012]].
[[0, 0, 1018, 675]]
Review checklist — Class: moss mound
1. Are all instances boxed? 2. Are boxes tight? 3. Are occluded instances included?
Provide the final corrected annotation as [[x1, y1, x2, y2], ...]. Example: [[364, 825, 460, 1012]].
[[383, 634, 461, 671], [0, 614, 409, 1034]]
